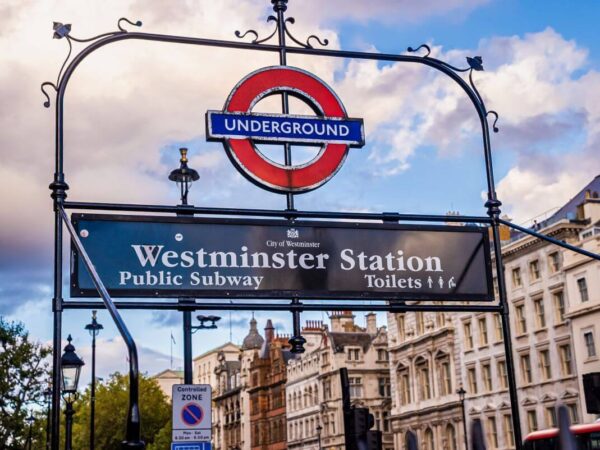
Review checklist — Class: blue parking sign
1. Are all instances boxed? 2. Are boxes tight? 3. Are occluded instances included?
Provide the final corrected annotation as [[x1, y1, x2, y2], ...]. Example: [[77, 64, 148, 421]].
[[171, 443, 211, 450]]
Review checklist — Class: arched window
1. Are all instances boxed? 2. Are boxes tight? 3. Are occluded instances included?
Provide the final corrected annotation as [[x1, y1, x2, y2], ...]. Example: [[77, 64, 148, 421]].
[[416, 357, 432, 400], [445, 424, 457, 450], [435, 352, 452, 396], [308, 386, 313, 406], [398, 363, 411, 405], [425, 428, 435, 450]]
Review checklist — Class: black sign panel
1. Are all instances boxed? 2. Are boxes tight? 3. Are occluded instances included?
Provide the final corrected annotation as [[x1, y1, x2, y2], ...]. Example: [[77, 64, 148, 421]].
[[70, 214, 493, 301]]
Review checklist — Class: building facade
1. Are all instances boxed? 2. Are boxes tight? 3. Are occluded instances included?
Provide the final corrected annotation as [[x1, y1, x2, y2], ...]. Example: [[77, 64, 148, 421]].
[[286, 312, 393, 450], [151, 368, 184, 399]]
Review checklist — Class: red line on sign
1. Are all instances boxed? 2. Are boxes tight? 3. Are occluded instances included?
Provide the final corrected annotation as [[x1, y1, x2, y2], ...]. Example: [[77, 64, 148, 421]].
[[182, 403, 202, 425]]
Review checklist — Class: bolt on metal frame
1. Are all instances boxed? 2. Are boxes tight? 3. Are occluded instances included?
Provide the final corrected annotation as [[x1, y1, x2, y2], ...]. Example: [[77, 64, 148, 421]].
[[42, 1, 600, 450]]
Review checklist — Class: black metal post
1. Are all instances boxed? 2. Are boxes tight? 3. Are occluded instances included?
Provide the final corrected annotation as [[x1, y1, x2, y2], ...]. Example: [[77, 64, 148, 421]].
[[182, 307, 193, 384], [46, 392, 52, 450], [458, 387, 468, 450], [288, 298, 306, 353], [26, 416, 34, 450], [85, 311, 103, 450], [64, 401, 74, 450], [317, 424, 322, 450]]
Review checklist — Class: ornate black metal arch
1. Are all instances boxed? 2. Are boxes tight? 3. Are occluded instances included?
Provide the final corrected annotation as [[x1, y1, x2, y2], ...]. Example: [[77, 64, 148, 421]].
[[41, 1, 600, 450]]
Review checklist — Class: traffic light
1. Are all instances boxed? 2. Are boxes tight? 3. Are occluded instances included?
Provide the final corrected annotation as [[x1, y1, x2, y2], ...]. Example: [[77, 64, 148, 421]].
[[349, 407, 382, 450], [583, 372, 600, 414]]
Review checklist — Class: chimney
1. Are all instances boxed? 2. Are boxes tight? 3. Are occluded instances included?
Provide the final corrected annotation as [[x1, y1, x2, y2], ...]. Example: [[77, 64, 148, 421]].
[[366, 313, 377, 334], [330, 311, 355, 332], [265, 319, 275, 343]]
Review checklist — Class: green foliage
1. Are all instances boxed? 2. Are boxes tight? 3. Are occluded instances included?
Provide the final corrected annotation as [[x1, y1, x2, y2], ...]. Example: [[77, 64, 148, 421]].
[[0, 317, 51, 449], [146, 418, 172, 450], [70, 372, 170, 449]]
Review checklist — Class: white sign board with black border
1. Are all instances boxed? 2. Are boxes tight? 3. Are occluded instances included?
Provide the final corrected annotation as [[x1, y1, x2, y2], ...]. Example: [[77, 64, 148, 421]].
[[172, 384, 212, 444]]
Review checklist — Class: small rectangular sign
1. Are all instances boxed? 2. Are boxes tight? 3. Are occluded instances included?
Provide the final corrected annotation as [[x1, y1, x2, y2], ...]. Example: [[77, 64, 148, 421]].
[[71, 214, 493, 301], [206, 111, 365, 146], [171, 443, 211, 450], [172, 384, 212, 443]]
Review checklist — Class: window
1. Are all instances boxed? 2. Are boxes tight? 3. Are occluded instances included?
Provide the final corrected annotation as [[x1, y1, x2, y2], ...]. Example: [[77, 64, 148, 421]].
[[493, 315, 503, 342], [549, 252, 561, 273], [553, 291, 566, 324], [584, 332, 596, 358], [493, 277, 499, 297], [578, 278, 589, 302], [529, 260, 540, 281], [504, 415, 515, 447], [418, 361, 432, 400], [534, 299, 546, 329], [545, 407, 557, 428], [527, 410, 538, 432], [464, 321, 474, 349], [559, 345, 573, 376], [399, 368, 411, 405], [438, 360, 452, 396], [424, 428, 435, 450], [416, 312, 425, 335], [567, 404, 579, 424], [478, 317, 488, 346], [446, 425, 457, 450], [467, 367, 478, 394], [520, 354, 532, 384], [383, 411, 390, 433], [515, 304, 527, 334], [497, 360, 508, 389], [323, 379, 332, 400], [539, 350, 552, 380], [512, 268, 522, 288], [347, 348, 361, 361], [349, 377, 363, 398], [482, 363, 492, 392], [397, 314, 406, 340], [378, 349, 389, 361], [378, 377, 391, 397], [487, 417, 499, 449]]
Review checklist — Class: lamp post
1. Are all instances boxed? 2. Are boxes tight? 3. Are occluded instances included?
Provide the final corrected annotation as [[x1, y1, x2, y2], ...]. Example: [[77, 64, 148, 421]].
[[61, 335, 85, 450], [169, 147, 200, 384], [316, 424, 323, 450], [84, 311, 103, 450], [25, 410, 35, 450], [44, 386, 53, 450], [457, 387, 468, 450]]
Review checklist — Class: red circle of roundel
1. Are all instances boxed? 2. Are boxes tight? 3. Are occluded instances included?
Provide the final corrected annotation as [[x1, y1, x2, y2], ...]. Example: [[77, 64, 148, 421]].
[[223, 66, 350, 193]]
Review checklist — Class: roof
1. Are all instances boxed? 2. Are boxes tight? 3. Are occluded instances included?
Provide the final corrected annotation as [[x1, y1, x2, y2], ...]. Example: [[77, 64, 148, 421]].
[[328, 332, 373, 353], [193, 342, 240, 361], [151, 368, 184, 379], [242, 316, 265, 351]]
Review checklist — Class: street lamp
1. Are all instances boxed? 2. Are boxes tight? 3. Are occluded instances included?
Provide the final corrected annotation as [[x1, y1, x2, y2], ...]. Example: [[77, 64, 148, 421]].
[[84, 310, 103, 450], [457, 386, 468, 450], [316, 424, 323, 450], [194, 315, 221, 331], [169, 147, 200, 384], [168, 147, 200, 206], [43, 386, 53, 450], [25, 410, 35, 450], [61, 335, 84, 450]]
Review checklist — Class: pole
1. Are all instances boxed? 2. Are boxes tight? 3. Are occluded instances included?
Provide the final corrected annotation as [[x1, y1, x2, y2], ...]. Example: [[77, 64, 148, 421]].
[[27, 421, 33, 450], [90, 329, 97, 450], [461, 396, 468, 450], [182, 308, 193, 384], [46, 399, 51, 450], [64, 401, 74, 450]]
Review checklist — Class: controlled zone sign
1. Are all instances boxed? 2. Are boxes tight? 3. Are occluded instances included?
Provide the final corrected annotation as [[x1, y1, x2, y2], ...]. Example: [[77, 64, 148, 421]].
[[71, 214, 494, 301], [172, 385, 211, 443]]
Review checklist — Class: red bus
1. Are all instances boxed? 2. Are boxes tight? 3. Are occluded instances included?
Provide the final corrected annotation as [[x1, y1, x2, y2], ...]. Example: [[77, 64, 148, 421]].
[[524, 423, 600, 450]]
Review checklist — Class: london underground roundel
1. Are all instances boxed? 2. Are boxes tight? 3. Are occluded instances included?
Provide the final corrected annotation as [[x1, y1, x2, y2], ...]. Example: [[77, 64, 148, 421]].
[[206, 66, 365, 193]]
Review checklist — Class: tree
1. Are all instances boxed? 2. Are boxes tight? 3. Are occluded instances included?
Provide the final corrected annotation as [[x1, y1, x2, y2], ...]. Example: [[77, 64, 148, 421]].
[[0, 317, 51, 449], [70, 372, 170, 449], [146, 418, 172, 450]]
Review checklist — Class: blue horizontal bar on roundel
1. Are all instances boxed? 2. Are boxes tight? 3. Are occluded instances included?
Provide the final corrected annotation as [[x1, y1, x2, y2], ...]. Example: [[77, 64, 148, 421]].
[[206, 111, 364, 147]]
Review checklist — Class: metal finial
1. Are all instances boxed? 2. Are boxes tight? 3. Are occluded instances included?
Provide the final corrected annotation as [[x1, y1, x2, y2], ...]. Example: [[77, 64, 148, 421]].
[[271, 0, 288, 12], [180, 147, 188, 163]]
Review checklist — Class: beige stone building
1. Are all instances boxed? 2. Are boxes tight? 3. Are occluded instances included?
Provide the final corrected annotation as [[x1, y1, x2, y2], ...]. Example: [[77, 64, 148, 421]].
[[386, 309, 464, 450], [152, 368, 184, 399], [286, 312, 393, 450], [385, 175, 599, 450]]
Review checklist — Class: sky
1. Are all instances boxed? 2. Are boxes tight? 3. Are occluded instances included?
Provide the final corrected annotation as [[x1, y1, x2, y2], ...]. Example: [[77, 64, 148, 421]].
[[1, 0, 600, 382]]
